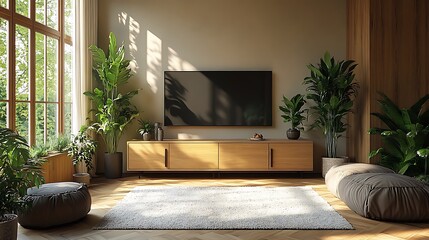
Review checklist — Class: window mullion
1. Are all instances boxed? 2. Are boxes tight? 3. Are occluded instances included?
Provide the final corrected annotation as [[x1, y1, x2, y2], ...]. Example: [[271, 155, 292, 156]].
[[29, 0, 36, 145], [44, 35, 47, 143], [58, 0, 64, 133], [8, 0, 15, 130]]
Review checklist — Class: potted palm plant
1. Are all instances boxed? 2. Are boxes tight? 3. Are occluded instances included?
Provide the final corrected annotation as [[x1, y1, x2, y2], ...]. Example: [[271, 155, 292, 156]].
[[68, 126, 97, 185], [279, 94, 307, 139], [0, 128, 44, 240], [138, 119, 154, 141], [303, 52, 359, 177], [85, 32, 139, 179]]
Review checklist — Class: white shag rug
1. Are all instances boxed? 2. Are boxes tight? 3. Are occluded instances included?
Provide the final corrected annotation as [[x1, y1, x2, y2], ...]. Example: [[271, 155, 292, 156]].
[[94, 186, 353, 230]]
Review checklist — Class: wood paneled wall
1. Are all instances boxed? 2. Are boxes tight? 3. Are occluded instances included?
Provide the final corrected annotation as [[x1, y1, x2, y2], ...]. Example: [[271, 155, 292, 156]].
[[347, 0, 429, 163]]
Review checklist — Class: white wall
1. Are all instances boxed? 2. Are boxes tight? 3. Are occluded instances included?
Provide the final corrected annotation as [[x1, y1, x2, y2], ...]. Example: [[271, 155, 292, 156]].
[[98, 0, 347, 172]]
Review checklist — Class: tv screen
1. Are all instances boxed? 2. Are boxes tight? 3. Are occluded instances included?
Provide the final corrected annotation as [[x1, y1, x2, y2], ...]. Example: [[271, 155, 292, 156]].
[[164, 71, 272, 126]]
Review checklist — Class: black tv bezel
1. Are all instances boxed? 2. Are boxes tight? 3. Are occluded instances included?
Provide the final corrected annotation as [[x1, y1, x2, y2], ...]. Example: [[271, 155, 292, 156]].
[[163, 70, 273, 127]]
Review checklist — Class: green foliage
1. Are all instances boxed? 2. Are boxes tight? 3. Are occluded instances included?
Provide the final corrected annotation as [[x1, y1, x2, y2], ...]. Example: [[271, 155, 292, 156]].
[[137, 119, 154, 135], [279, 94, 307, 130], [303, 52, 358, 158], [29, 143, 49, 159], [369, 93, 429, 177], [0, 128, 44, 220], [49, 134, 71, 152], [68, 126, 96, 170], [84, 32, 139, 154]]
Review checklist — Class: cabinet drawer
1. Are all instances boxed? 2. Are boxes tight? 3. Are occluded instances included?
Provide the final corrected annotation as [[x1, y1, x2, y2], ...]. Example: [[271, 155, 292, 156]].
[[169, 143, 218, 169], [269, 142, 313, 171], [127, 142, 169, 170], [219, 143, 268, 170]]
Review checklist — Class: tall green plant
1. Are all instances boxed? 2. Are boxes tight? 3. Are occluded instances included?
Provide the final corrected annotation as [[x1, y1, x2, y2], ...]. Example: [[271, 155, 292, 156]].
[[0, 128, 44, 220], [303, 52, 358, 158], [84, 32, 139, 154], [369, 93, 429, 177], [279, 94, 307, 130]]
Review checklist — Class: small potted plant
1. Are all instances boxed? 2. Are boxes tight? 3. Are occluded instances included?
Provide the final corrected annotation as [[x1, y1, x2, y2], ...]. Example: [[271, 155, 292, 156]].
[[138, 119, 154, 141], [0, 128, 44, 240], [279, 94, 307, 140], [68, 126, 96, 185]]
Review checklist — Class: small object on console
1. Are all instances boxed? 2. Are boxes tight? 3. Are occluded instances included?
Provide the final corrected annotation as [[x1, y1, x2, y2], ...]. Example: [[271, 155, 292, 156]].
[[250, 133, 264, 141]]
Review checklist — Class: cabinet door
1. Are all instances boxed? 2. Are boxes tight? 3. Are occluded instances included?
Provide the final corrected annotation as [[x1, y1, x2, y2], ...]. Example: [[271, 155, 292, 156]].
[[219, 143, 268, 170], [127, 142, 169, 171], [269, 142, 313, 171], [169, 143, 218, 169]]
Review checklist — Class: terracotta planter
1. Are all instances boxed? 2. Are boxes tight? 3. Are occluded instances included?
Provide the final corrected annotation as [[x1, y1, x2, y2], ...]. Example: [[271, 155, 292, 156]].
[[73, 172, 91, 185], [0, 214, 18, 240], [104, 152, 123, 179], [322, 157, 348, 178]]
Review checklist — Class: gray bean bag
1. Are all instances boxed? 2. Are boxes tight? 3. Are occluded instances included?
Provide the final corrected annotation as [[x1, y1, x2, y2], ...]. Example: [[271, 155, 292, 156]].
[[338, 173, 429, 222], [18, 182, 91, 229]]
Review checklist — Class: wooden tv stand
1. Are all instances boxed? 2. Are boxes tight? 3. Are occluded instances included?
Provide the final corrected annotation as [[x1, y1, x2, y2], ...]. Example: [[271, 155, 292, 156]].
[[127, 139, 313, 172]]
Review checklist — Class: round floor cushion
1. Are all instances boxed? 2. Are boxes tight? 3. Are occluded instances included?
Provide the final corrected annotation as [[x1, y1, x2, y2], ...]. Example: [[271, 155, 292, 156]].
[[338, 173, 429, 222], [325, 163, 394, 198], [18, 182, 91, 229]]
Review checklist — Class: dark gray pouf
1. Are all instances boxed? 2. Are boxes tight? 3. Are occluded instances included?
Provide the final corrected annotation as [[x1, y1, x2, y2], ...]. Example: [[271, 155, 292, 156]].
[[325, 163, 394, 198], [18, 182, 91, 229], [338, 173, 429, 222]]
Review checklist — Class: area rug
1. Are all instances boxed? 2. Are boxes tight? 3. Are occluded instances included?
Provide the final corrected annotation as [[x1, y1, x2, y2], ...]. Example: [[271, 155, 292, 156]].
[[94, 186, 353, 230]]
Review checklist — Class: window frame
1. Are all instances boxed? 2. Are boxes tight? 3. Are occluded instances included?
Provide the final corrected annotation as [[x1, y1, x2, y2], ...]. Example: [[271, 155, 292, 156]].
[[0, 0, 72, 145]]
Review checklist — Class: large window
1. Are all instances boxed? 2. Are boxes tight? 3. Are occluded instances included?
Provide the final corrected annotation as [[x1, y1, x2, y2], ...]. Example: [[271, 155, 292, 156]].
[[0, 0, 74, 145]]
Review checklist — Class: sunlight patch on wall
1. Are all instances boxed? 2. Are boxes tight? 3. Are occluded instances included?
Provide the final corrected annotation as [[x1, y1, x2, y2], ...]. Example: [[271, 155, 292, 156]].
[[117, 12, 140, 74], [118, 12, 127, 25], [128, 16, 140, 73], [168, 47, 196, 71], [146, 30, 162, 93]]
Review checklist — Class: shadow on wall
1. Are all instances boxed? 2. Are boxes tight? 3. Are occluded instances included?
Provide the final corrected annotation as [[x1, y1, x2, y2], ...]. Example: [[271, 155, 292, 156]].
[[164, 72, 206, 125]]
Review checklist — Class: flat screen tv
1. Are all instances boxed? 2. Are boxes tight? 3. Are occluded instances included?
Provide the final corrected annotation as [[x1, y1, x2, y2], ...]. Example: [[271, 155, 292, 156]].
[[164, 71, 272, 126]]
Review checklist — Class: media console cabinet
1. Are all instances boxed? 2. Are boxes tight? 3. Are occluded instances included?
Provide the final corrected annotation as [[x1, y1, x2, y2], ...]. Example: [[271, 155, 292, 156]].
[[127, 139, 313, 172]]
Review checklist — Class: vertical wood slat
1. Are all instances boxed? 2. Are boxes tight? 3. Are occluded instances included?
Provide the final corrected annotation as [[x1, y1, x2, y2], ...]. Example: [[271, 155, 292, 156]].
[[368, 0, 396, 164], [396, 0, 417, 108], [417, 1, 426, 96], [347, 0, 429, 164], [346, 0, 371, 163]]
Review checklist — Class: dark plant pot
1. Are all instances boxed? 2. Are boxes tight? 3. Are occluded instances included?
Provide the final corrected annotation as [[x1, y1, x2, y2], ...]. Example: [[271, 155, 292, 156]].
[[142, 132, 151, 141], [286, 128, 300, 140], [104, 152, 123, 179], [0, 214, 18, 240]]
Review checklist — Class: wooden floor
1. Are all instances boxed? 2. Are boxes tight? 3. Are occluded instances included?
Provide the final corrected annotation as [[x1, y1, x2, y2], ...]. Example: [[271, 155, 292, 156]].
[[18, 175, 429, 240]]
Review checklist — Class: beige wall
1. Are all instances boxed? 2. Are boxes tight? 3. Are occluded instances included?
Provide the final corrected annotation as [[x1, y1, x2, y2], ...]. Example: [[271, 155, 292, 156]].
[[98, 0, 346, 173]]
